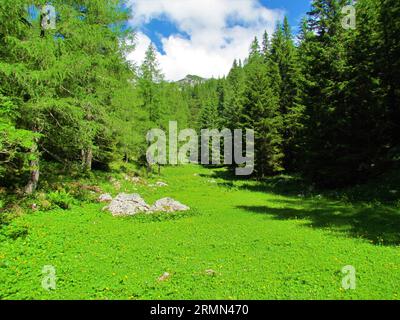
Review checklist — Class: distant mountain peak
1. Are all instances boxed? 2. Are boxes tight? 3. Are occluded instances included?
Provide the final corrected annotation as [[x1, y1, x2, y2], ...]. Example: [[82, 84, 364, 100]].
[[176, 75, 207, 86]]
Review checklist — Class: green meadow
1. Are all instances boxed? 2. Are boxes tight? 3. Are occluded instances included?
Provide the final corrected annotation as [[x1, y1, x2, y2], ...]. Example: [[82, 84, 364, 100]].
[[1, 165, 399, 300]]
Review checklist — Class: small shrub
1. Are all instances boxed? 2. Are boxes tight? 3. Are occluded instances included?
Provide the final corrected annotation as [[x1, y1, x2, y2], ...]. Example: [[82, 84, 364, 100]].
[[39, 199, 53, 211], [46, 191, 76, 210], [8, 204, 25, 217], [65, 183, 99, 202], [0, 222, 29, 240]]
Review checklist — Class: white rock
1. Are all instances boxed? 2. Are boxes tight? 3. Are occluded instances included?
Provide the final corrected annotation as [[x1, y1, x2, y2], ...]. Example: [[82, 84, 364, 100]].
[[98, 194, 113, 203], [158, 272, 171, 282], [156, 182, 168, 187], [105, 193, 150, 216], [150, 197, 190, 213]]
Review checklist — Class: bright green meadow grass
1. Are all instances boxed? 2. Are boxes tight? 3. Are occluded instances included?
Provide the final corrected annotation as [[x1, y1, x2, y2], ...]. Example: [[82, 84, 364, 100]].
[[0, 165, 399, 299]]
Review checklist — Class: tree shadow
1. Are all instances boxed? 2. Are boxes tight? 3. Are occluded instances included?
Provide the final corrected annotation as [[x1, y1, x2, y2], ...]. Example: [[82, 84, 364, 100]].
[[201, 166, 400, 245], [237, 201, 400, 246], [201, 169, 314, 197], [205, 166, 400, 203]]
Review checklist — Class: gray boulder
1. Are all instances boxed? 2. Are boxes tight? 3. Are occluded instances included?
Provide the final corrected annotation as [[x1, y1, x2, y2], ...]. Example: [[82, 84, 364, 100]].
[[105, 193, 150, 216], [98, 194, 113, 203], [156, 181, 168, 187], [150, 197, 190, 213]]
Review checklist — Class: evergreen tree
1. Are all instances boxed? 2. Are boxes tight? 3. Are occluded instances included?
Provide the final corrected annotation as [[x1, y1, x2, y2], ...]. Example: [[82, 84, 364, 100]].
[[378, 0, 400, 156], [300, 0, 354, 186], [270, 19, 305, 171], [242, 40, 284, 176], [223, 59, 245, 129], [0, 0, 134, 191], [139, 43, 164, 124]]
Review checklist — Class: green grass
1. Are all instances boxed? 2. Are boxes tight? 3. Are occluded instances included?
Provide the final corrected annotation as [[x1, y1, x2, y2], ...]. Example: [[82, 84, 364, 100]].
[[0, 165, 399, 300]]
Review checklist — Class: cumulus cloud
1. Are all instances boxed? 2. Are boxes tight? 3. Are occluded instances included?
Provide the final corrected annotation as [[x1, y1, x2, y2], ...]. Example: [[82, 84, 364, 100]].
[[126, 0, 284, 81]]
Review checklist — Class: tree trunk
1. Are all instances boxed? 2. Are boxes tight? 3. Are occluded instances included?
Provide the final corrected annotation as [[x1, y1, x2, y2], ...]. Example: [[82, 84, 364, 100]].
[[146, 162, 152, 177], [124, 150, 129, 163], [81, 148, 93, 172], [25, 141, 40, 195]]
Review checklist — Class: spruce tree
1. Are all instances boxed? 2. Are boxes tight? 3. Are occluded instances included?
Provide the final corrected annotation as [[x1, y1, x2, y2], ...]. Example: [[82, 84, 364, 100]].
[[0, 0, 135, 191], [300, 0, 353, 187], [270, 19, 305, 171], [223, 59, 245, 130], [242, 38, 283, 177]]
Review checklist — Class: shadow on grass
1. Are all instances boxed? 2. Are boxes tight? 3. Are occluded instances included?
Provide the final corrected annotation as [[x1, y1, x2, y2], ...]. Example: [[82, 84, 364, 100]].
[[204, 166, 400, 203], [201, 166, 400, 245], [237, 201, 400, 245]]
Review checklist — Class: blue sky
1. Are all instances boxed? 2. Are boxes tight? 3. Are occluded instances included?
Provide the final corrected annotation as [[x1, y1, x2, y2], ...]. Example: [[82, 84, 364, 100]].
[[262, 0, 310, 30], [127, 0, 312, 80]]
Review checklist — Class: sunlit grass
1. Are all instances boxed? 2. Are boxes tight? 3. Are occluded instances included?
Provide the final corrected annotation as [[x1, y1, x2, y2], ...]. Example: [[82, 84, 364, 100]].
[[0, 165, 399, 299]]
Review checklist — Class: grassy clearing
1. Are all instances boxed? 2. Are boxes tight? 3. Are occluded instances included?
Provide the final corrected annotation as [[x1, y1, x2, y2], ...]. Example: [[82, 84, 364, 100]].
[[0, 165, 399, 300]]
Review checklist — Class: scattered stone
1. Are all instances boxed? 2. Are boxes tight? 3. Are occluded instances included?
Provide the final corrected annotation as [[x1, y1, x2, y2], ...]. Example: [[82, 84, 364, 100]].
[[205, 269, 217, 276], [98, 194, 113, 203], [124, 175, 145, 184], [31, 203, 38, 211], [105, 193, 150, 216], [156, 182, 168, 187], [158, 272, 171, 282], [150, 198, 190, 213]]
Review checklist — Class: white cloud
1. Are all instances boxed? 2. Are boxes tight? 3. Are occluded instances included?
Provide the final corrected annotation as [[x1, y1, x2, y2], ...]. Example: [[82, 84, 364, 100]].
[[126, 0, 284, 81], [127, 31, 152, 66]]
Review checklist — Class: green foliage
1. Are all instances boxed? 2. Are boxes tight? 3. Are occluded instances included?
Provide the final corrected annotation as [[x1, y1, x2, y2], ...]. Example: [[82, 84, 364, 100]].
[[298, 0, 354, 186], [270, 18, 305, 171], [1, 0, 396, 190], [1, 0, 400, 301], [0, 0, 137, 189], [0, 221, 29, 240], [134, 43, 190, 167], [46, 190, 76, 210], [0, 94, 37, 184], [130, 208, 200, 223], [242, 49, 284, 176]]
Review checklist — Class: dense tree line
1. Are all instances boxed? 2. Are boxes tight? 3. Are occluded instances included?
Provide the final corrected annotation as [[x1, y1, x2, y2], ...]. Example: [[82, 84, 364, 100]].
[[1, 0, 399, 195], [0, 0, 189, 193], [184, 0, 400, 187]]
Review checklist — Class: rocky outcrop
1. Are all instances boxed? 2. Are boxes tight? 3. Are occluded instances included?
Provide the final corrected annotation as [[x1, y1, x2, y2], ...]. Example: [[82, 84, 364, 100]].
[[156, 181, 168, 187], [150, 197, 190, 213], [98, 194, 113, 203], [104, 193, 150, 216], [103, 194, 190, 216]]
